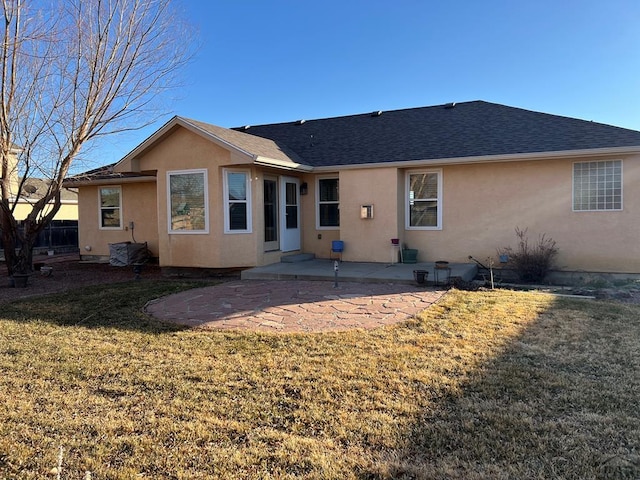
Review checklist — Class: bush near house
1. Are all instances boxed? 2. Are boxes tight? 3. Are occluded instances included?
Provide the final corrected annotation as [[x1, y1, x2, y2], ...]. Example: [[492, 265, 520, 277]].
[[501, 227, 558, 283]]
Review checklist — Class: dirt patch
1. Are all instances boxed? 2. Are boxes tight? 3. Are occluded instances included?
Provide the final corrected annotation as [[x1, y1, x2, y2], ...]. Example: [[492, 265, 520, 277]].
[[0, 254, 163, 305]]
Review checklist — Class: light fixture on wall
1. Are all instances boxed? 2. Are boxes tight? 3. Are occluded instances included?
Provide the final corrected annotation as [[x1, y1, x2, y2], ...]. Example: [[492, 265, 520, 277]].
[[300, 182, 308, 195]]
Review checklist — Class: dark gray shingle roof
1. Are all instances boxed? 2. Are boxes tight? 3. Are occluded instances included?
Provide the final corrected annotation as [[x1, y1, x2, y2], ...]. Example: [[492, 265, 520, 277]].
[[233, 101, 640, 167]]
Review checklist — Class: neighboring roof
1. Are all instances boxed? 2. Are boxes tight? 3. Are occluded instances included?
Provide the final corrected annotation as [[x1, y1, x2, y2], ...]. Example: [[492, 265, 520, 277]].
[[233, 100, 640, 167], [20, 178, 78, 202]]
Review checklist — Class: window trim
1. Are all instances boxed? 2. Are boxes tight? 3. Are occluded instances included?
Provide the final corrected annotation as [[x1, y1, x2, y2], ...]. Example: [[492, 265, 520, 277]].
[[98, 185, 122, 230], [223, 168, 252, 234], [405, 169, 443, 231], [572, 160, 623, 212], [167, 169, 209, 234], [316, 176, 340, 230]]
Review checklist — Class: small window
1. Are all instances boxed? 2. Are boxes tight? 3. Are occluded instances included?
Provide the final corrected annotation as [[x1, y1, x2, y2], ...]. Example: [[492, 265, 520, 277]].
[[223, 169, 251, 233], [573, 160, 622, 211], [406, 170, 442, 230], [317, 177, 339, 228], [99, 186, 122, 229], [167, 169, 208, 233]]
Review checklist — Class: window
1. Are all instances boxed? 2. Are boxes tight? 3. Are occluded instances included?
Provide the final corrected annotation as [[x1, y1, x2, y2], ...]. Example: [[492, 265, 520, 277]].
[[223, 169, 251, 233], [573, 160, 622, 211], [406, 170, 442, 229], [99, 186, 122, 229], [167, 169, 208, 233], [317, 177, 339, 228]]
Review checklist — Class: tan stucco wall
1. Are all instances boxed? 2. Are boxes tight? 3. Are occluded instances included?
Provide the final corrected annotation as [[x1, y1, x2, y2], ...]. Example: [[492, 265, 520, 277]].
[[78, 127, 312, 269], [337, 168, 402, 262], [78, 182, 158, 257], [137, 128, 259, 268], [301, 153, 640, 273], [399, 154, 640, 273], [299, 173, 340, 260]]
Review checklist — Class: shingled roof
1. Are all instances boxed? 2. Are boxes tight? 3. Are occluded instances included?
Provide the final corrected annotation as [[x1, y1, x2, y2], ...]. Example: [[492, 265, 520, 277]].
[[181, 117, 305, 166], [232, 100, 640, 167]]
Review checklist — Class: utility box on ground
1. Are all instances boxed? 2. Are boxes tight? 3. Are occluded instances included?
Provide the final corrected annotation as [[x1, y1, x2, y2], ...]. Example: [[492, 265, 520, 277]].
[[108, 242, 149, 267]]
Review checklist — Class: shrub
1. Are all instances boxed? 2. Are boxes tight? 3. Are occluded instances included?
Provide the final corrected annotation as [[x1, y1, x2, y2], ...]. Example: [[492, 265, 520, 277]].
[[501, 227, 558, 283]]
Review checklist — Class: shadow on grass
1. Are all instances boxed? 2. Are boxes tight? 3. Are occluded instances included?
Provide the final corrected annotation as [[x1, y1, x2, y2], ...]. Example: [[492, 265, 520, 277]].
[[0, 279, 216, 333], [376, 297, 640, 479]]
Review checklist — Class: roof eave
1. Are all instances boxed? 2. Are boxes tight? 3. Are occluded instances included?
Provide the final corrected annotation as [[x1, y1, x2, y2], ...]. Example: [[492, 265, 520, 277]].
[[63, 175, 157, 187], [313, 145, 640, 171], [254, 156, 314, 172]]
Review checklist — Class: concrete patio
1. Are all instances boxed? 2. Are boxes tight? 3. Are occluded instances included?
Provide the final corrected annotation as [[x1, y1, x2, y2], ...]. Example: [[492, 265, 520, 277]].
[[241, 257, 478, 286]]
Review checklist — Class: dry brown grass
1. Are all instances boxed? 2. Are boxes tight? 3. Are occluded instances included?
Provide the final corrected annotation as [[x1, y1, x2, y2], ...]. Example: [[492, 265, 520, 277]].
[[0, 281, 639, 479]]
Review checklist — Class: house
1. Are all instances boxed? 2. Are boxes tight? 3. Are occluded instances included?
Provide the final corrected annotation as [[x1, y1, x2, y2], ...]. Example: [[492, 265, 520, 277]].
[[1, 148, 79, 253], [13, 179, 79, 252], [65, 100, 640, 275]]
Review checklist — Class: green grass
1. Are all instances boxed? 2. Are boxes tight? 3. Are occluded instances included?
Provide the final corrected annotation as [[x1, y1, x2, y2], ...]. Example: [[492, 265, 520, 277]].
[[1, 281, 639, 479]]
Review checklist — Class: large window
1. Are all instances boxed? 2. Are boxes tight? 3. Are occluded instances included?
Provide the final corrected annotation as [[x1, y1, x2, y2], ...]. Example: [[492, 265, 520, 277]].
[[317, 177, 339, 228], [406, 170, 442, 229], [99, 186, 122, 229], [167, 169, 208, 233], [223, 169, 251, 233], [573, 160, 622, 211]]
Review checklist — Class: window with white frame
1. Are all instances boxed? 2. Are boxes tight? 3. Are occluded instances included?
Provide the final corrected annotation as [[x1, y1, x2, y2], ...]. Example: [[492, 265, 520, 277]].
[[573, 160, 622, 211], [223, 169, 251, 233], [167, 169, 208, 233], [99, 186, 122, 229], [406, 170, 442, 229], [317, 177, 339, 228]]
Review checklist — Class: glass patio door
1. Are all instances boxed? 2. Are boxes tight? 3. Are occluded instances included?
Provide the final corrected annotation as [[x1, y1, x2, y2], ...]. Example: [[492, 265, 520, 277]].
[[263, 177, 279, 251]]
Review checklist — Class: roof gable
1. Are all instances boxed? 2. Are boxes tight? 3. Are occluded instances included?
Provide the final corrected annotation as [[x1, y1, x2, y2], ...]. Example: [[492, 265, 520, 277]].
[[113, 116, 310, 173]]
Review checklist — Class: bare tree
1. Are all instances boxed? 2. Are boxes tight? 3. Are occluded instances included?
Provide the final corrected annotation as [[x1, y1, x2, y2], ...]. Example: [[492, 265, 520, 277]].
[[0, 0, 193, 276]]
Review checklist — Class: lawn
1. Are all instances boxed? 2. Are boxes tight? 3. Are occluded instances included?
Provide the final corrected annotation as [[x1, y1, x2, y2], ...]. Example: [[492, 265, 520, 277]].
[[0, 280, 639, 479]]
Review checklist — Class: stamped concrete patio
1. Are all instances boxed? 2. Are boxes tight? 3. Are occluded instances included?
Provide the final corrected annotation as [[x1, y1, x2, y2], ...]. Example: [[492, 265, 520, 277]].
[[145, 259, 477, 333], [145, 279, 448, 333]]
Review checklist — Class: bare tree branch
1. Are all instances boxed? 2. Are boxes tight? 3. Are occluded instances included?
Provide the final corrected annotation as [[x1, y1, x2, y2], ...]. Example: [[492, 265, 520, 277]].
[[0, 0, 194, 275]]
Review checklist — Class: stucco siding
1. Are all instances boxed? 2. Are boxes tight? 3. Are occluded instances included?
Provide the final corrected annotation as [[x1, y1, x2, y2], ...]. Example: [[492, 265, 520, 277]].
[[402, 154, 640, 273], [78, 182, 158, 258], [339, 168, 400, 262], [142, 128, 259, 268], [299, 172, 340, 260]]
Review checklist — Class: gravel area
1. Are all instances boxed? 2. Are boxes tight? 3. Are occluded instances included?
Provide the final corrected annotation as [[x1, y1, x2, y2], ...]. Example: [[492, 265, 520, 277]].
[[0, 254, 163, 304]]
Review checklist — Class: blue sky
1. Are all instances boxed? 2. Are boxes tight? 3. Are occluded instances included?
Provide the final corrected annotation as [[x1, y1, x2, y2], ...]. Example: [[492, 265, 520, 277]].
[[94, 0, 640, 166]]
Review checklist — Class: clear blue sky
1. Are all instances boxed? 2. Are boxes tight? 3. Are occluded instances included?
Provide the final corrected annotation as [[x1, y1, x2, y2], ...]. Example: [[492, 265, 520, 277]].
[[94, 0, 640, 166]]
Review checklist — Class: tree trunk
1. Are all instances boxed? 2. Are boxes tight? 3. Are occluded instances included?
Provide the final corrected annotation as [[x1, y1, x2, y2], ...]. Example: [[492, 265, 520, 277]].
[[0, 207, 18, 277], [1, 206, 42, 276]]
